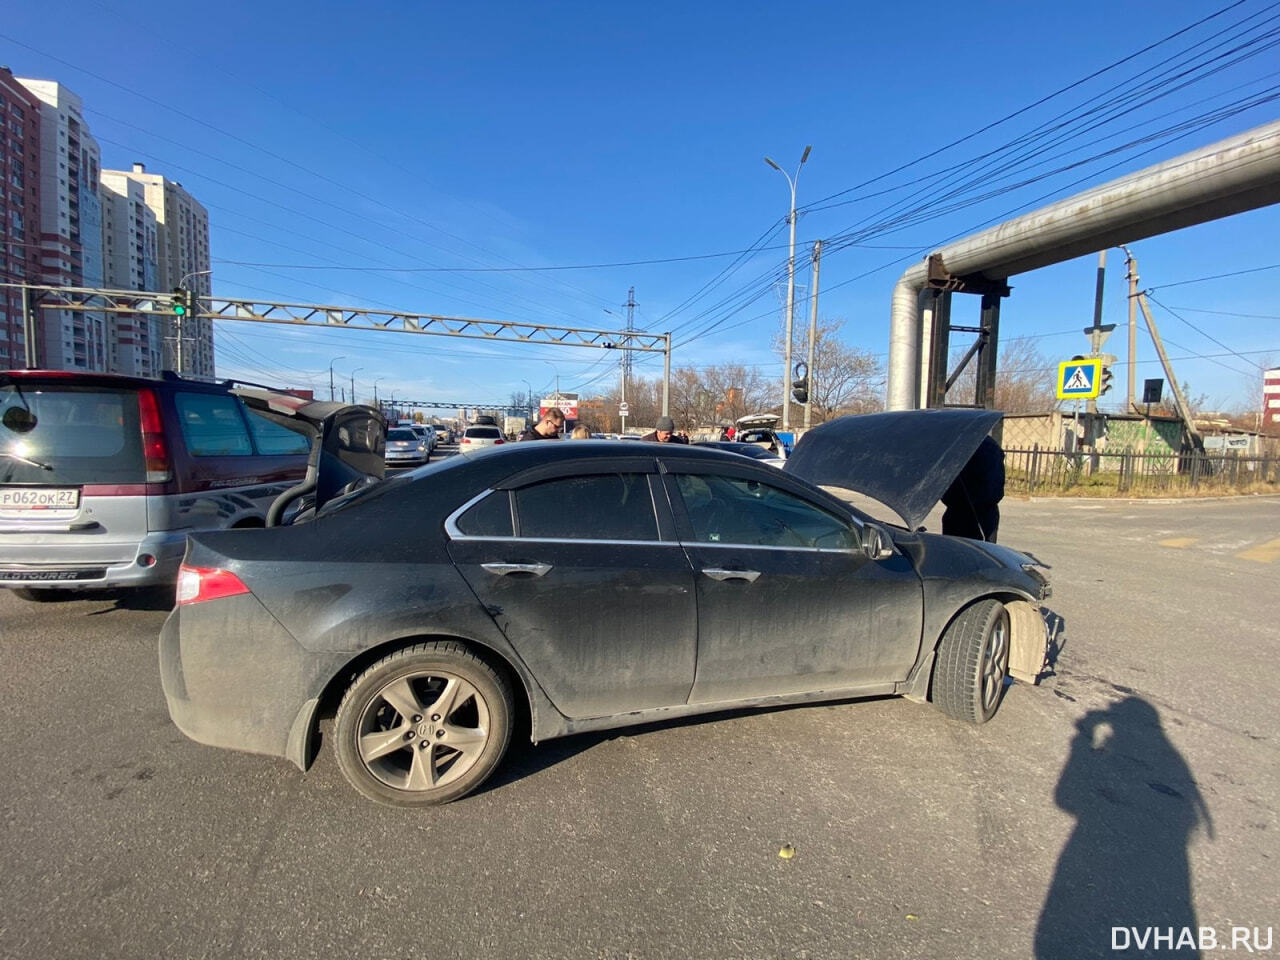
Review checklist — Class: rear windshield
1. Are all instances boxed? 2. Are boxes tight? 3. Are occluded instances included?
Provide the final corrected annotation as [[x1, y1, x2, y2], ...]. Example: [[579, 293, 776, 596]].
[[1, 383, 145, 484], [466, 427, 501, 438], [387, 429, 419, 441]]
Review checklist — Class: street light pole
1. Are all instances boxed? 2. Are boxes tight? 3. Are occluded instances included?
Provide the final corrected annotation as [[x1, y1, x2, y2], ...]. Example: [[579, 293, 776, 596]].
[[350, 367, 363, 405], [328, 356, 346, 401], [765, 145, 811, 432]]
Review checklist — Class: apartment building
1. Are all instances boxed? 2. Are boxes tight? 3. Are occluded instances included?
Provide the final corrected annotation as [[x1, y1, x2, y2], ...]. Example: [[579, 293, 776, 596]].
[[16, 75, 107, 371], [0, 68, 42, 370], [104, 163, 213, 377], [100, 169, 161, 376]]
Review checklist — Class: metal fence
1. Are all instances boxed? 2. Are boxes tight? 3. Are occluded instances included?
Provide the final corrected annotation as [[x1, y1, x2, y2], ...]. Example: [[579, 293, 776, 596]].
[[1005, 446, 1280, 497]]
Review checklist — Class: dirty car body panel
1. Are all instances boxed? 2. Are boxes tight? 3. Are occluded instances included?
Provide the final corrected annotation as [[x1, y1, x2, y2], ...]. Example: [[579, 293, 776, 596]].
[[160, 410, 1050, 804]]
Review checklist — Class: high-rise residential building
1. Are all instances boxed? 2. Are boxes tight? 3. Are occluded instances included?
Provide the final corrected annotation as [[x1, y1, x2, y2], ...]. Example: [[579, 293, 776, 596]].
[[103, 163, 213, 377], [16, 75, 107, 371], [0, 67, 42, 370], [100, 170, 161, 376]]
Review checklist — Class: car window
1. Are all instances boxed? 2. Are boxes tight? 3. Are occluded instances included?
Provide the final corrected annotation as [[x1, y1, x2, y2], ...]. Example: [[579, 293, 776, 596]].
[[466, 427, 501, 439], [454, 491, 514, 537], [514, 473, 658, 541], [675, 474, 858, 549], [0, 383, 144, 484], [174, 392, 254, 457], [245, 409, 311, 456], [386, 429, 418, 441]]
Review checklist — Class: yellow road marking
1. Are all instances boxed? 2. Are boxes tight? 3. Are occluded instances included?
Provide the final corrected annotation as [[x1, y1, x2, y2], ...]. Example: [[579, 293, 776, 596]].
[[1158, 537, 1199, 548], [1239, 538, 1280, 564]]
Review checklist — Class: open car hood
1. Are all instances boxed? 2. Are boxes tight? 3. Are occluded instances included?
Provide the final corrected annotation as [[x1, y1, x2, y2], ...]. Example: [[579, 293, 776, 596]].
[[233, 388, 386, 520], [783, 409, 1001, 528]]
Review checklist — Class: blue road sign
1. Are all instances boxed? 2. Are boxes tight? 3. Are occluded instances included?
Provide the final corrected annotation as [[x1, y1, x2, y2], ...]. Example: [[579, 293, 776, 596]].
[[1057, 358, 1102, 400]]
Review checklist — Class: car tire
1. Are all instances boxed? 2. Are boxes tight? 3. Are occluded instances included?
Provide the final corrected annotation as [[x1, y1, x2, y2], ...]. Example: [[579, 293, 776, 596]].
[[932, 599, 1010, 724], [334, 641, 513, 807]]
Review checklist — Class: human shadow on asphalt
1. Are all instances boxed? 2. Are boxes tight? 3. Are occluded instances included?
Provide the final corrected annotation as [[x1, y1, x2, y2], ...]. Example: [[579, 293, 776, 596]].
[[1034, 696, 1213, 959]]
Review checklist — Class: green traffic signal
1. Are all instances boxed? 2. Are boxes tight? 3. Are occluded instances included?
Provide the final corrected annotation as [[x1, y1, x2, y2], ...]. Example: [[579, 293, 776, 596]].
[[171, 288, 188, 317]]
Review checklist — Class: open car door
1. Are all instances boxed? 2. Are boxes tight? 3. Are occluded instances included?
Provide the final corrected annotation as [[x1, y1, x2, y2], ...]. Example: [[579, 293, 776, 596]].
[[232, 388, 386, 526]]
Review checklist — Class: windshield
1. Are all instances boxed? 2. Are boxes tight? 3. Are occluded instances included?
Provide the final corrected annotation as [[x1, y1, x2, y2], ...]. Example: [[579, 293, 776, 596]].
[[1, 382, 145, 485], [386, 429, 419, 441]]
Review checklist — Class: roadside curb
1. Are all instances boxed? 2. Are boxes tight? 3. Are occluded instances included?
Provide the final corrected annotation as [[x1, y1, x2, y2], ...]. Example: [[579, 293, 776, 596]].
[[1023, 493, 1280, 506]]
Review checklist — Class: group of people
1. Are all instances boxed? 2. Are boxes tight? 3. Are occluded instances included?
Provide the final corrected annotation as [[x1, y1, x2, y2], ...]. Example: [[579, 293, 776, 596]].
[[516, 409, 689, 444]]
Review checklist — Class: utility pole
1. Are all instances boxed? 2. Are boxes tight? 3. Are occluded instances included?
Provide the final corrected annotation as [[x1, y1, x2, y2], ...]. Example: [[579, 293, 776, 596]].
[[621, 286, 635, 435], [1124, 247, 1139, 413], [1137, 289, 1200, 444], [1085, 250, 1114, 415], [21, 284, 38, 368], [803, 240, 823, 430]]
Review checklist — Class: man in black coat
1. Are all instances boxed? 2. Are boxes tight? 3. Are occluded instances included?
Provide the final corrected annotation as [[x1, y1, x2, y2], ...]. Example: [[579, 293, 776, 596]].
[[941, 434, 1005, 542], [640, 416, 687, 443]]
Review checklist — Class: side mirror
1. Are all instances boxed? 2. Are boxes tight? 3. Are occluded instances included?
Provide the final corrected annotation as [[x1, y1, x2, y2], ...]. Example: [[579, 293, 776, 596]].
[[861, 524, 895, 561]]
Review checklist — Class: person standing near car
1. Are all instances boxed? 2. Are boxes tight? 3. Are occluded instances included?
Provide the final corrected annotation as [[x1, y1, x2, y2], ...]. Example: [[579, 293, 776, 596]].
[[640, 416, 687, 443], [517, 408, 565, 441], [941, 434, 1005, 542]]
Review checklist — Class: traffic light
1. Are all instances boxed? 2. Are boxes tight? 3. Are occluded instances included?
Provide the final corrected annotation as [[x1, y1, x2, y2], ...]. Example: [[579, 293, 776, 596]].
[[792, 361, 809, 405], [791, 375, 809, 405], [1099, 364, 1114, 395], [170, 288, 189, 317]]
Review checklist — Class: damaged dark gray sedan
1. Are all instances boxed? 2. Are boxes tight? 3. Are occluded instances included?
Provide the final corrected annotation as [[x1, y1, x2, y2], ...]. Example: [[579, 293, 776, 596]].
[[160, 399, 1051, 807]]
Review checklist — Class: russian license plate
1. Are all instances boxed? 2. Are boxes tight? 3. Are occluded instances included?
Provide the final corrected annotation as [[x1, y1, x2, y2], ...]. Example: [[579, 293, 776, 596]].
[[0, 487, 81, 511]]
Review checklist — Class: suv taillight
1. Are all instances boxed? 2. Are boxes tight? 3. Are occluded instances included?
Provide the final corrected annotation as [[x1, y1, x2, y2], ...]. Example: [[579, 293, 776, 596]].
[[176, 564, 251, 605], [137, 388, 172, 482]]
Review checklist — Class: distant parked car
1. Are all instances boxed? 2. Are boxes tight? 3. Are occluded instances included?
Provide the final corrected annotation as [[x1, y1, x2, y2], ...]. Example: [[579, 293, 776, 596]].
[[694, 440, 786, 468], [384, 427, 430, 466], [459, 425, 504, 451]]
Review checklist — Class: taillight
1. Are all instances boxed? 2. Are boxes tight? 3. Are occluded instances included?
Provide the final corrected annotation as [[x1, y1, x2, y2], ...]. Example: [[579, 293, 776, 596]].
[[494, 438, 504, 444], [461, 437, 471, 444], [176, 564, 251, 605], [137, 388, 172, 482]]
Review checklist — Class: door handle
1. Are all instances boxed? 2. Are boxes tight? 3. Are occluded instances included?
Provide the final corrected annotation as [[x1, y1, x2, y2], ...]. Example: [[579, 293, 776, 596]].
[[481, 562, 553, 577], [701, 567, 761, 583]]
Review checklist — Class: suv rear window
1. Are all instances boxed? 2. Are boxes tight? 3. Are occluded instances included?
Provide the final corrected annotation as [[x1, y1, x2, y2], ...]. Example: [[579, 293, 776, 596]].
[[465, 427, 501, 439], [1, 383, 145, 484]]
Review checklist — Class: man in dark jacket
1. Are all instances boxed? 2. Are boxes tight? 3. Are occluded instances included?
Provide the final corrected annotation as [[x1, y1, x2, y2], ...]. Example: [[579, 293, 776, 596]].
[[517, 407, 565, 441], [640, 416, 687, 443], [941, 434, 1005, 542]]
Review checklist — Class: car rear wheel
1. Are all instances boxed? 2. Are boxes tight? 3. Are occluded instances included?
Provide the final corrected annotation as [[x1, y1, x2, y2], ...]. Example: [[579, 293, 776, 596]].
[[334, 642, 513, 806], [932, 599, 1010, 724]]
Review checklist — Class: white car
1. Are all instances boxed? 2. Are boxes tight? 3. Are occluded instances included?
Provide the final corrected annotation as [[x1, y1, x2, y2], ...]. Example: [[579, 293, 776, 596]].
[[459, 425, 505, 451]]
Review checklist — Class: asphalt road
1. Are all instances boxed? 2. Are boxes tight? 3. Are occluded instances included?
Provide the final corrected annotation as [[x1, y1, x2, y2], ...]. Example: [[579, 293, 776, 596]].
[[0, 493, 1276, 960]]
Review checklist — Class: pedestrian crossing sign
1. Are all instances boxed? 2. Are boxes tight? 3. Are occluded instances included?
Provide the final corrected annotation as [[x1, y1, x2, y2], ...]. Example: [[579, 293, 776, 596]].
[[1057, 358, 1102, 399]]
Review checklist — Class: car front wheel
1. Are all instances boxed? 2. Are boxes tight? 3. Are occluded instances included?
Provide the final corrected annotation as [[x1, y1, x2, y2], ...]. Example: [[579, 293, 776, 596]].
[[932, 599, 1010, 724], [334, 642, 513, 806]]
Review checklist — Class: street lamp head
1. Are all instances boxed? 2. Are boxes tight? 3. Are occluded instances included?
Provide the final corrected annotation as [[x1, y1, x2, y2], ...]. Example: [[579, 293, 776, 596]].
[[764, 157, 781, 172], [800, 145, 812, 165]]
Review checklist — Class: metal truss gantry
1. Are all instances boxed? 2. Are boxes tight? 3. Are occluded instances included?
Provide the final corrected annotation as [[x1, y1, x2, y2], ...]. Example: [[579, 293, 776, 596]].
[[5, 285, 673, 413]]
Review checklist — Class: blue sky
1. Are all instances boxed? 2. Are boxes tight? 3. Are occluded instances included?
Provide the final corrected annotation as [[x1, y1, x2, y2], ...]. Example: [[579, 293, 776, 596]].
[[4, 0, 1278, 415]]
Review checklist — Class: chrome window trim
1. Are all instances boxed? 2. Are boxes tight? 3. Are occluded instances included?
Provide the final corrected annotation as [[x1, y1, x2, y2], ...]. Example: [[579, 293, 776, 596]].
[[444, 484, 875, 553], [445, 487, 674, 546]]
